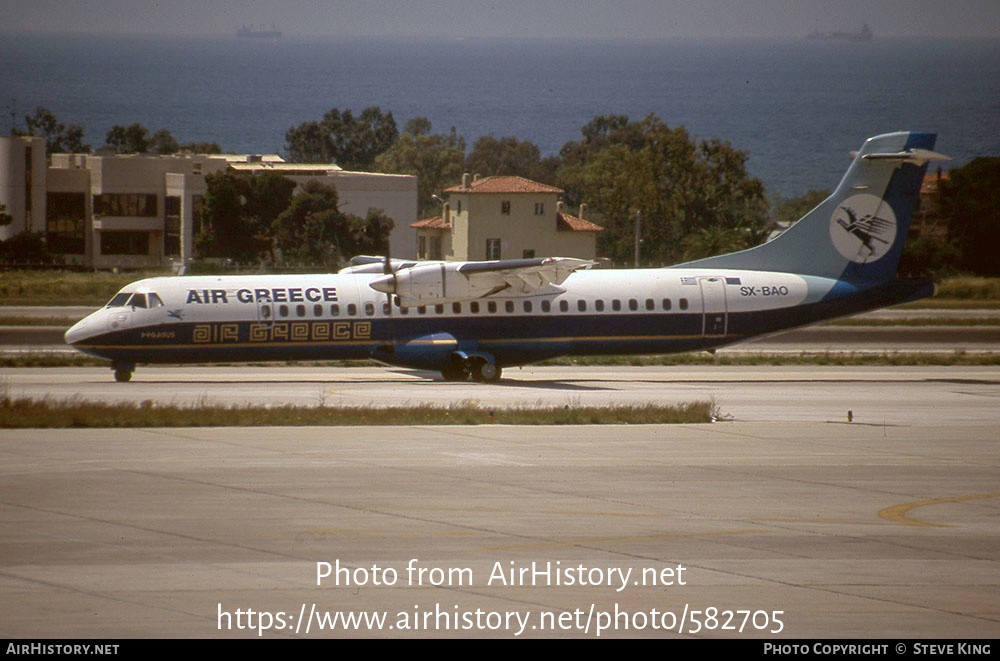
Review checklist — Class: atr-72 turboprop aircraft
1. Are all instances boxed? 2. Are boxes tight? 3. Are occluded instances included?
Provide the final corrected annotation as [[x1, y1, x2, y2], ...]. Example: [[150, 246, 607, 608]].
[[66, 131, 947, 382]]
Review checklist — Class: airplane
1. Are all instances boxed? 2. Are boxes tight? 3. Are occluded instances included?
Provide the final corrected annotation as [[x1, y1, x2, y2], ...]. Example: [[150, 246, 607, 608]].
[[65, 131, 948, 383]]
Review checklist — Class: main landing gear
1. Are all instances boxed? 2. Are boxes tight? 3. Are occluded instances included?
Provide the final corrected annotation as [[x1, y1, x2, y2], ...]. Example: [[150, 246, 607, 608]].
[[441, 353, 502, 383], [112, 361, 134, 382]]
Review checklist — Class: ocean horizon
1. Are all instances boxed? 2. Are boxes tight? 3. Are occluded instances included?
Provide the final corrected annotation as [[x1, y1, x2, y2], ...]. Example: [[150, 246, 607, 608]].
[[2, 32, 998, 198]]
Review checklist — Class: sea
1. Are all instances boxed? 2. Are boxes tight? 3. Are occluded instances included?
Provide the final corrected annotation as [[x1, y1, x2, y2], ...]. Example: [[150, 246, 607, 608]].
[[2, 32, 998, 198]]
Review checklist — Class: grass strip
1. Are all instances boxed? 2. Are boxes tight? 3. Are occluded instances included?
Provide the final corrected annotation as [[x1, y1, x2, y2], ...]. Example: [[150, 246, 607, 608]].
[[0, 397, 713, 428]]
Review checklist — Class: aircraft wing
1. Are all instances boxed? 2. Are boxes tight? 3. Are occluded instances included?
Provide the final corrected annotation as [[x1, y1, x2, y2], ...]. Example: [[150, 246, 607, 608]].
[[457, 257, 595, 293], [370, 257, 595, 306]]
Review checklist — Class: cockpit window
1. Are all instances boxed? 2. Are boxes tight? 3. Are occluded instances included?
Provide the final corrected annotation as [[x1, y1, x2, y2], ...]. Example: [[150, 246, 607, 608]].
[[148, 293, 164, 308], [129, 294, 148, 309], [106, 293, 132, 307]]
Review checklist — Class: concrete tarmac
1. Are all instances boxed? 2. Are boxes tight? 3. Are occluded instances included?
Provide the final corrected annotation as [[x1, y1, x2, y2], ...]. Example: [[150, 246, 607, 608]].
[[1, 366, 998, 639]]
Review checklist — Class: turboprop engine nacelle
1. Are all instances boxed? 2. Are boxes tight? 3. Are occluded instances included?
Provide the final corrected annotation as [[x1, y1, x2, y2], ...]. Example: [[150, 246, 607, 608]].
[[369, 262, 499, 306]]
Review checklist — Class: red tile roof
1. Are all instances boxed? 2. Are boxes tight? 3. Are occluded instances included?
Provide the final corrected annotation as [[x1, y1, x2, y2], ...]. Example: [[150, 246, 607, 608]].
[[410, 216, 451, 229], [557, 212, 603, 232], [445, 176, 563, 194]]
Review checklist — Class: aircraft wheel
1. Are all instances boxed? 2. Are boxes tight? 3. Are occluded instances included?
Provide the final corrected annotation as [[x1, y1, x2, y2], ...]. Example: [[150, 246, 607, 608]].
[[472, 361, 501, 383], [114, 369, 132, 383]]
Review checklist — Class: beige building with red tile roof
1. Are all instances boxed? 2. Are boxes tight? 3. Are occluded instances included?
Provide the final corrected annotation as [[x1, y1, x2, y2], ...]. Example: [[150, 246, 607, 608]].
[[412, 174, 601, 261]]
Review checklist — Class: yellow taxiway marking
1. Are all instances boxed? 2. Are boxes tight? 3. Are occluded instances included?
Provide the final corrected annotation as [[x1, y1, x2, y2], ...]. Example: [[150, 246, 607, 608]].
[[878, 493, 1000, 527]]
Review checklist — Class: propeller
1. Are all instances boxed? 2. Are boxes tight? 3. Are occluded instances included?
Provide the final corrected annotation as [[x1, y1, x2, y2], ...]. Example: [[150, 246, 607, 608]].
[[382, 240, 396, 353]]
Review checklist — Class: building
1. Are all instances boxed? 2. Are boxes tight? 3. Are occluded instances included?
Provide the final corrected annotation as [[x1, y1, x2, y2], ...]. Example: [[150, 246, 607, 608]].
[[411, 174, 602, 262], [0, 136, 417, 269]]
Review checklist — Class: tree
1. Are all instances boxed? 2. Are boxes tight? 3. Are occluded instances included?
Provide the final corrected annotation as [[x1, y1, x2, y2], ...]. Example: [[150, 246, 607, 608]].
[[774, 189, 830, 227], [556, 114, 769, 265], [374, 118, 466, 217], [179, 141, 223, 154], [0, 232, 55, 264], [465, 136, 558, 184], [272, 180, 393, 267], [196, 172, 296, 262], [285, 106, 398, 170], [105, 123, 151, 154], [150, 129, 179, 155], [938, 157, 1000, 276], [15, 107, 90, 154]]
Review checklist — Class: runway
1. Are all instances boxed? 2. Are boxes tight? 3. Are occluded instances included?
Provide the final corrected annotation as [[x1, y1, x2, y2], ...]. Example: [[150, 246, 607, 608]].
[[1, 365, 999, 638]]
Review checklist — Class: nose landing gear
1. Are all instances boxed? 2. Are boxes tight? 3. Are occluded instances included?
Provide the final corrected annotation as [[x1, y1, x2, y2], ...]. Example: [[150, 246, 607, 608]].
[[112, 361, 134, 382]]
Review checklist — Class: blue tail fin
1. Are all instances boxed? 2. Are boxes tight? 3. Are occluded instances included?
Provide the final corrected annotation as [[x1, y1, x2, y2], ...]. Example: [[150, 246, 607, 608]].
[[677, 132, 947, 284]]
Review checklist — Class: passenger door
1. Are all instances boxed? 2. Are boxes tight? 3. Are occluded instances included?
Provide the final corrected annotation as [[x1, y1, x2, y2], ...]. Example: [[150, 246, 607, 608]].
[[699, 277, 728, 337]]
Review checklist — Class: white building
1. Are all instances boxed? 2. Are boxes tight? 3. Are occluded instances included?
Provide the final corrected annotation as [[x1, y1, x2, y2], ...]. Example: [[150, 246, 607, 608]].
[[0, 136, 417, 269]]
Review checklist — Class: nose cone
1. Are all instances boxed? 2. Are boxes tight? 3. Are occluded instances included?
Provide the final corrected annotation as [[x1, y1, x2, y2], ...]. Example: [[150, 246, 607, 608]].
[[64, 316, 91, 346]]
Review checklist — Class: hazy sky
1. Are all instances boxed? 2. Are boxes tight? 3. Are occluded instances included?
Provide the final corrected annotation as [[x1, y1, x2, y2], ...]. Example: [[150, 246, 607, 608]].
[[2, 0, 999, 39]]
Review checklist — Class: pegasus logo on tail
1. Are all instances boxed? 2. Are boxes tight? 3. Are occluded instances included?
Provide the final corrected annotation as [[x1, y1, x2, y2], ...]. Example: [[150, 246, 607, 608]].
[[829, 193, 897, 263]]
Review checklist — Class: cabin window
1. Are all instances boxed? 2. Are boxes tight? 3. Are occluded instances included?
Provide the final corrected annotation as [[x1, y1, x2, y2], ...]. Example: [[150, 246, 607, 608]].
[[662, 298, 672, 310], [541, 300, 551, 312], [679, 298, 688, 310], [279, 304, 289, 317], [106, 293, 131, 307], [523, 300, 532, 313], [612, 299, 621, 311], [382, 302, 390, 315], [435, 304, 444, 314], [418, 306, 427, 315], [296, 304, 306, 317], [559, 300, 568, 312], [347, 303, 357, 316], [505, 301, 514, 313], [330, 304, 340, 316], [488, 301, 497, 313], [577, 300, 587, 312], [365, 302, 375, 316], [645, 298, 655, 311], [470, 302, 480, 314], [628, 299, 638, 311], [595, 300, 605, 312], [452, 302, 462, 314], [260, 305, 271, 319], [314, 304, 323, 317]]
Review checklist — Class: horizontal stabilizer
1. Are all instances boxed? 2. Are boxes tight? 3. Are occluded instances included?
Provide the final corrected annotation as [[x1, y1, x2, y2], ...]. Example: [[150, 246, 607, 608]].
[[862, 148, 950, 164]]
